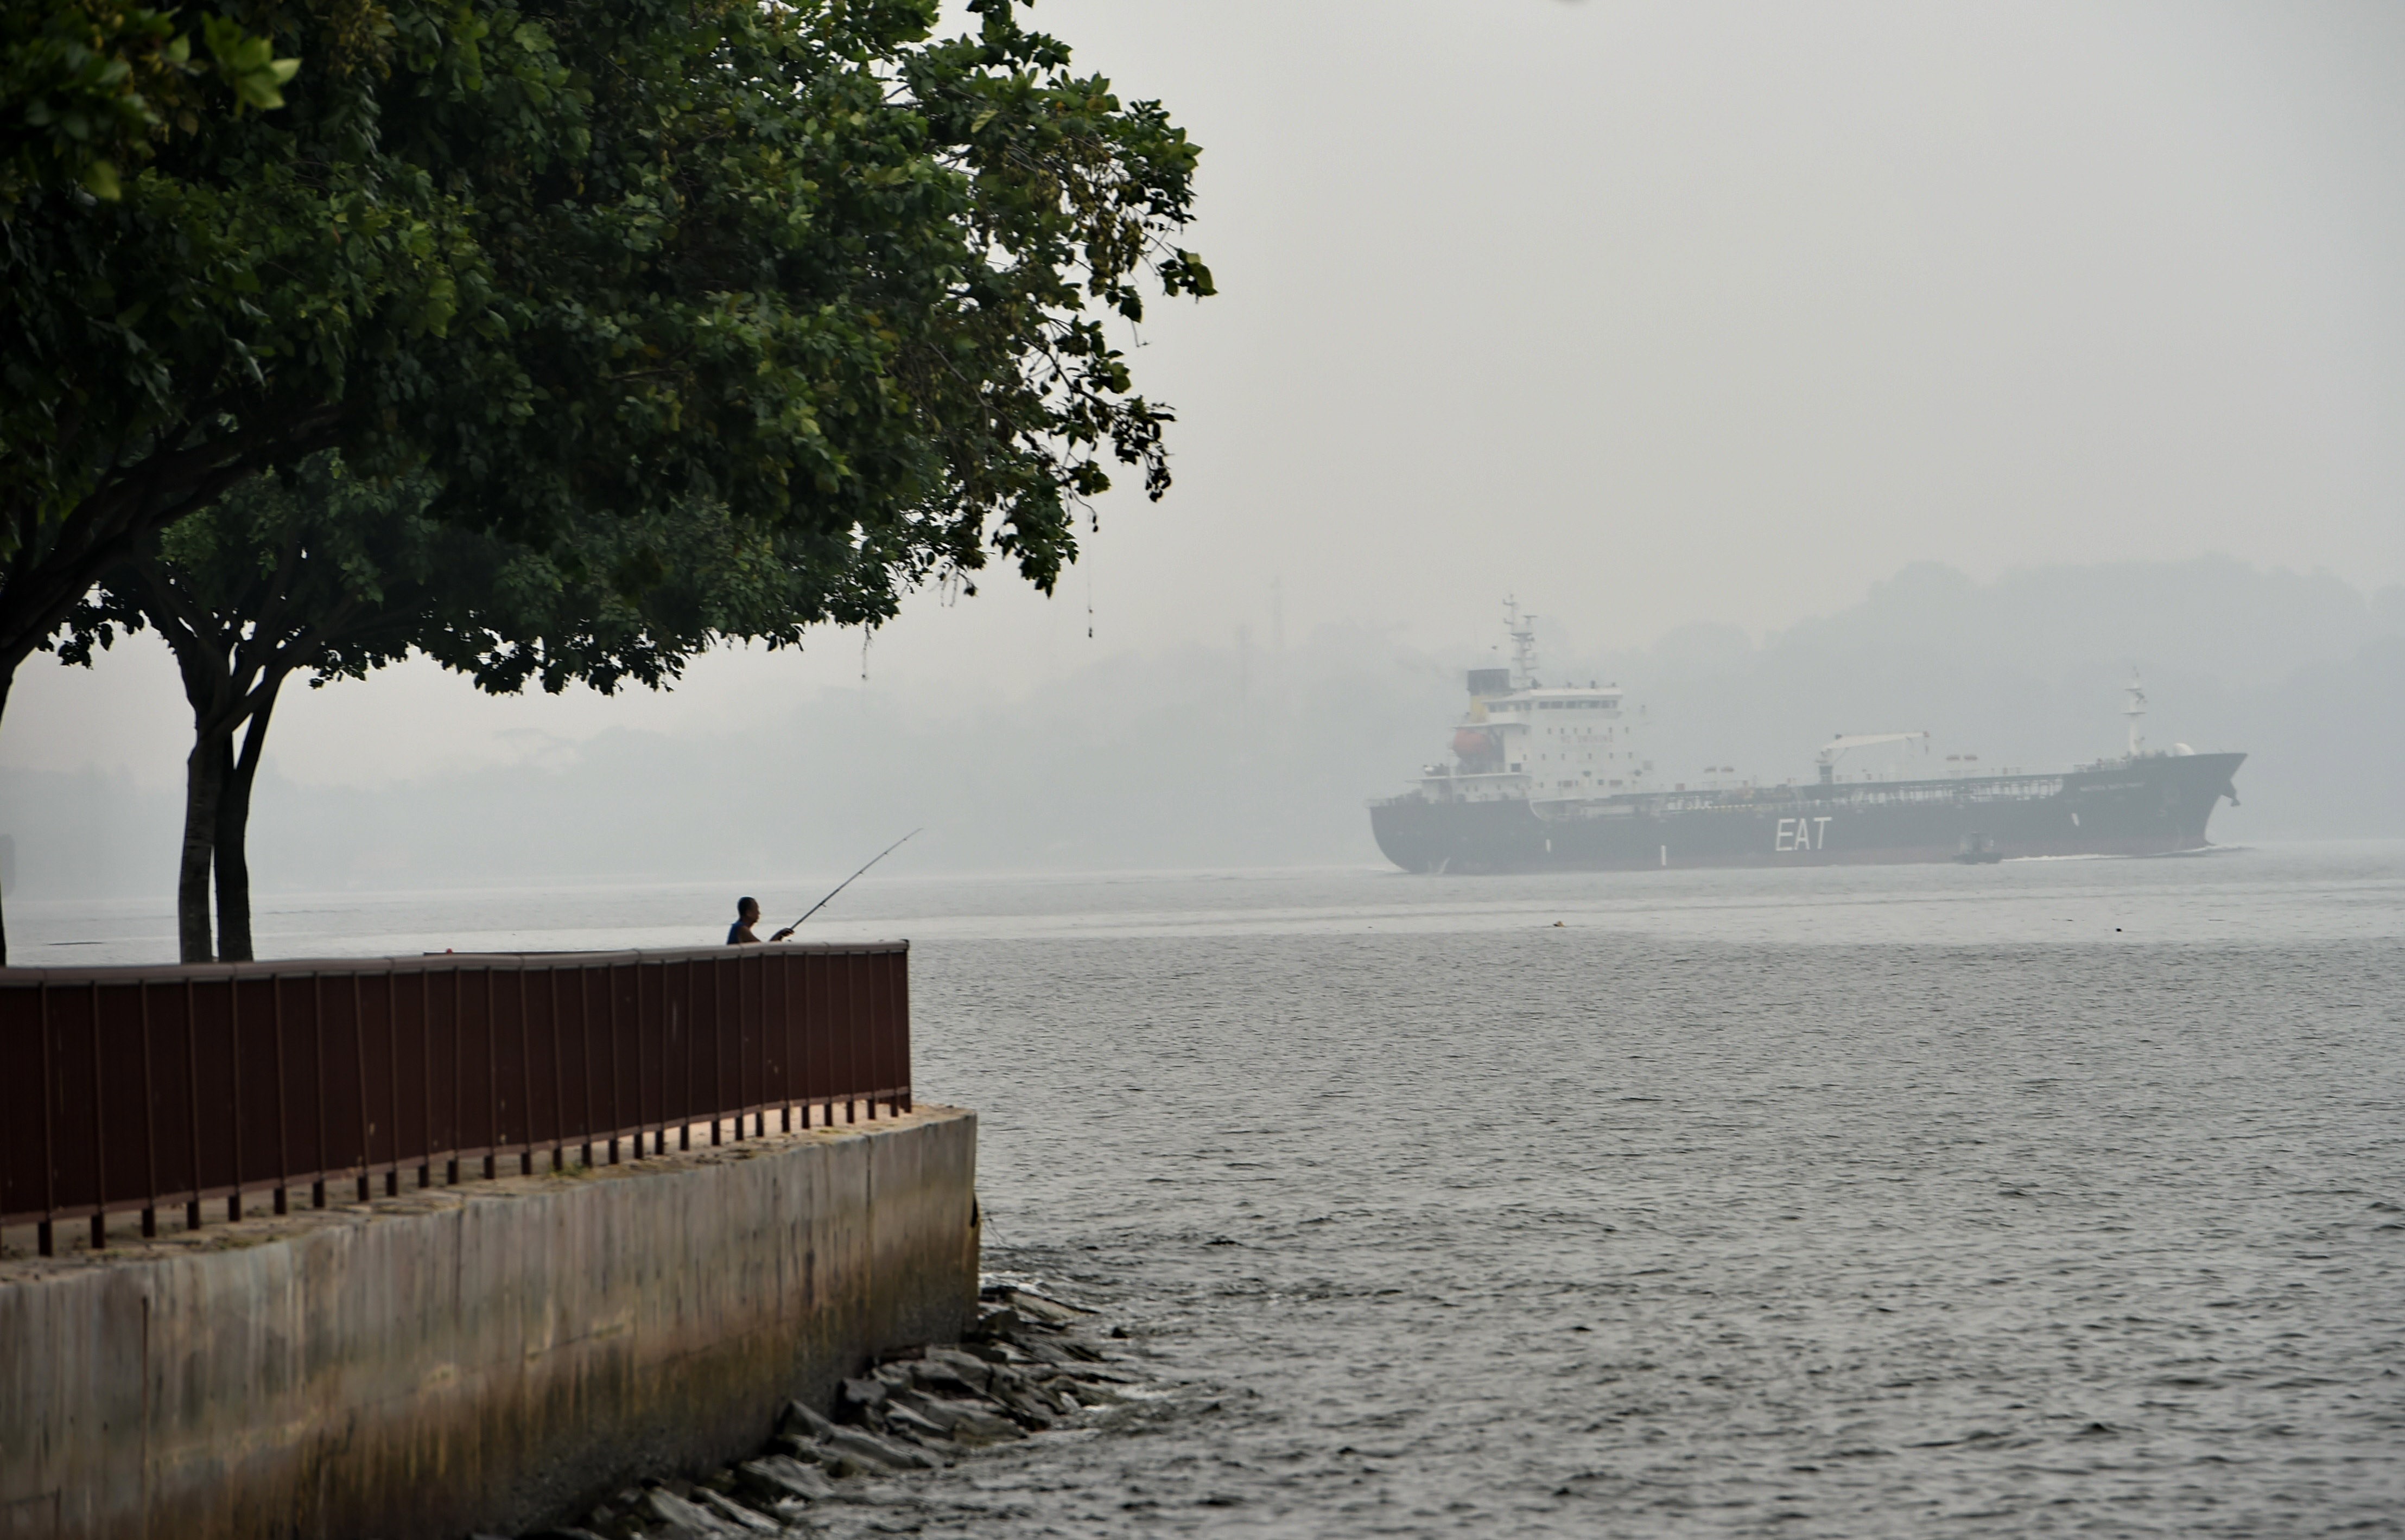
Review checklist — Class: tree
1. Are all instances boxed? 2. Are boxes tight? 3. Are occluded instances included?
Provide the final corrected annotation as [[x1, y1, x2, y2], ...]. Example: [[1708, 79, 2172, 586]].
[[2, 0, 1210, 958], [55, 451, 907, 960]]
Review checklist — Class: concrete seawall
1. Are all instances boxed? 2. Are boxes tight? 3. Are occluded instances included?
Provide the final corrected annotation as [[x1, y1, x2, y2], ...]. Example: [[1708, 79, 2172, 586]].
[[0, 1105, 979, 1540]]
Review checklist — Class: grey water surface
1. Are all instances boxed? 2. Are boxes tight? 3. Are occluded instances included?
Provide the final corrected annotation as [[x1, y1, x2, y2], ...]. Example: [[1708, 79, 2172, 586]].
[[14, 845, 2404, 1536]]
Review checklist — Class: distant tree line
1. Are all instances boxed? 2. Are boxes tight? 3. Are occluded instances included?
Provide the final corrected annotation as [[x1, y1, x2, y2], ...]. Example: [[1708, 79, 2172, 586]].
[[4, 0, 1210, 962]]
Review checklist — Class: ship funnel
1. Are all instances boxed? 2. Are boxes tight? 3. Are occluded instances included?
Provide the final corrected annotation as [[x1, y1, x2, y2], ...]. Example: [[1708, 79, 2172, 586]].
[[1465, 667, 1512, 697]]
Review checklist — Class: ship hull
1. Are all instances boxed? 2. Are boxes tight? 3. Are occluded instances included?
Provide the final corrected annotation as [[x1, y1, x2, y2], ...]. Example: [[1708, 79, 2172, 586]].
[[1369, 753, 2245, 874]]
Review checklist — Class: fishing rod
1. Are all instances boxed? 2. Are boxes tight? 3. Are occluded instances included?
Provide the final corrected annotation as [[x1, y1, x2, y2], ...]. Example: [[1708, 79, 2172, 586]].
[[782, 829, 922, 933]]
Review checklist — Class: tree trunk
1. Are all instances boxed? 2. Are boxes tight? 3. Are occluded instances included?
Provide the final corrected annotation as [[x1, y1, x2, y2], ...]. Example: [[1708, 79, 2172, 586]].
[[212, 680, 281, 963], [177, 731, 231, 964]]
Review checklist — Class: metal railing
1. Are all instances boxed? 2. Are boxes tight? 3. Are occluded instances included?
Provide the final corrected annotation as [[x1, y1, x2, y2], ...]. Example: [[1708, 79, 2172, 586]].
[[0, 943, 911, 1257]]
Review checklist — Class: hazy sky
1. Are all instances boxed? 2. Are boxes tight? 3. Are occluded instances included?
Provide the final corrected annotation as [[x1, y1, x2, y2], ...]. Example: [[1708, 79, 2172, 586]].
[[12, 0, 2405, 790]]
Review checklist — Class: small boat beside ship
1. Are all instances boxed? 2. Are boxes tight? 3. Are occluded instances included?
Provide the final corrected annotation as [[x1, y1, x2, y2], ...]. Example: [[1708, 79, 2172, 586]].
[[1952, 833, 2004, 864], [1368, 603, 2246, 874]]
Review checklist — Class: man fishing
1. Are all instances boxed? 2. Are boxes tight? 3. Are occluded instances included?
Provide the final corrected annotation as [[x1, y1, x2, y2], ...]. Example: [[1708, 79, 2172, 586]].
[[728, 830, 921, 945], [727, 897, 795, 945]]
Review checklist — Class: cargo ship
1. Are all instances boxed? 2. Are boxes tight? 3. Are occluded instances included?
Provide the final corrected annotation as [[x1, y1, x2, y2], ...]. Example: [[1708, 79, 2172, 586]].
[[1368, 603, 2245, 873]]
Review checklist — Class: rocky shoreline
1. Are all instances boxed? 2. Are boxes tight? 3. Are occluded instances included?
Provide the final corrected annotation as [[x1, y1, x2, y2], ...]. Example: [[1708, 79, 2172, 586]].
[[494, 1281, 1139, 1540]]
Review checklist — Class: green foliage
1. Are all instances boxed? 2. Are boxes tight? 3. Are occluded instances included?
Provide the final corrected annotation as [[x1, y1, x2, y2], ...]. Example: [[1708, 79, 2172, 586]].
[[1, 0, 301, 204], [54, 450, 907, 702], [3, 0, 1211, 693]]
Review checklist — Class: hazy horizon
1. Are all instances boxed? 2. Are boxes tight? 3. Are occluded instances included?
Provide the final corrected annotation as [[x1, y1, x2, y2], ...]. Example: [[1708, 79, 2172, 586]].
[[8, 552, 2402, 901]]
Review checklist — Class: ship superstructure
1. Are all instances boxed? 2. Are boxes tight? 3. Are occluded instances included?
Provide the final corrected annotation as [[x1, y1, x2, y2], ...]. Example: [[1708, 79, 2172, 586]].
[[1370, 604, 2245, 873], [1430, 601, 1655, 804]]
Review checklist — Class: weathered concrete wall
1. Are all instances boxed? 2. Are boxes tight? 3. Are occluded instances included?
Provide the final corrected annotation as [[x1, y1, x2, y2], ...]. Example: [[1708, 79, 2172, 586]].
[[0, 1106, 979, 1540]]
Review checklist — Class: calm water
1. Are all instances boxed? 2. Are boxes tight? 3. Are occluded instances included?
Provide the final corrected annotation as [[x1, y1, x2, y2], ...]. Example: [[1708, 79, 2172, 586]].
[[14, 845, 2405, 1536]]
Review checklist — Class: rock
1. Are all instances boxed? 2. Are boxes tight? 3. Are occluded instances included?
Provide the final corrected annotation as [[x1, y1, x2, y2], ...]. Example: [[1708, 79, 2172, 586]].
[[967, 1306, 1025, 1341], [522, 1530, 607, 1540], [778, 1398, 839, 1441], [633, 1487, 743, 1539], [985, 1382, 1059, 1430], [738, 1454, 838, 1504], [991, 1366, 1068, 1415], [1018, 1373, 1082, 1412], [933, 1405, 1029, 1453], [769, 1433, 828, 1463], [838, 1375, 889, 1415], [918, 1347, 995, 1395], [908, 1353, 987, 1396], [695, 1488, 781, 1533], [824, 1426, 940, 1472], [879, 1397, 963, 1448], [892, 1391, 1026, 1447], [583, 1491, 650, 1539], [996, 1287, 1092, 1326], [1013, 1337, 1078, 1367]]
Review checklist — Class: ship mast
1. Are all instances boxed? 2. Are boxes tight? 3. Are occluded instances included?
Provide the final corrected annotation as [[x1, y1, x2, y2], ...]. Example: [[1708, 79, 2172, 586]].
[[1505, 596, 1540, 690], [2123, 670, 2147, 759]]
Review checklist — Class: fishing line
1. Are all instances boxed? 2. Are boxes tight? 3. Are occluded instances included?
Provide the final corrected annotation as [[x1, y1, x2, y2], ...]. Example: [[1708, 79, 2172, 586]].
[[783, 828, 922, 932]]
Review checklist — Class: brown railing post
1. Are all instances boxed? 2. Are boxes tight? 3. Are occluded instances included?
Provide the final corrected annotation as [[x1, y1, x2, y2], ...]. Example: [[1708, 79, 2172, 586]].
[[516, 969, 534, 1178], [183, 977, 202, 1230], [844, 955, 859, 1124], [418, 970, 435, 1189], [86, 981, 106, 1250], [227, 977, 243, 1224], [605, 965, 621, 1166], [897, 946, 912, 1113], [36, 981, 55, 1257], [814, 953, 833, 1128], [483, 970, 498, 1181], [310, 976, 327, 1212], [272, 978, 291, 1217], [575, 969, 593, 1170], [632, 963, 649, 1161], [677, 965, 692, 1152], [139, 981, 157, 1238], [384, 971, 402, 1197], [736, 954, 750, 1142], [861, 957, 879, 1122]]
